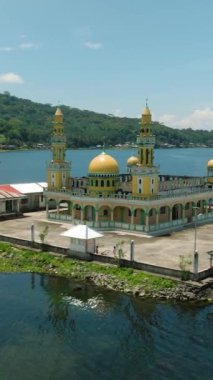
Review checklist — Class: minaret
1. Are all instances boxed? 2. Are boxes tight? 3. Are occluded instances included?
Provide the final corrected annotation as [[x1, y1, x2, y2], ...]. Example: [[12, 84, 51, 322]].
[[131, 101, 159, 197], [137, 99, 154, 166], [47, 108, 71, 190]]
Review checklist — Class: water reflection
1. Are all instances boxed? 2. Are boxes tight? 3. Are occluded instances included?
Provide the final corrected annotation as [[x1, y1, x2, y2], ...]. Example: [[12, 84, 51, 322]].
[[0, 273, 212, 380], [38, 275, 158, 351]]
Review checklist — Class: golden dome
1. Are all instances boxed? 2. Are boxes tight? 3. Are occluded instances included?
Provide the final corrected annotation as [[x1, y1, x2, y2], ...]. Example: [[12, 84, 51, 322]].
[[207, 159, 213, 168], [127, 156, 139, 166], [88, 152, 119, 174]]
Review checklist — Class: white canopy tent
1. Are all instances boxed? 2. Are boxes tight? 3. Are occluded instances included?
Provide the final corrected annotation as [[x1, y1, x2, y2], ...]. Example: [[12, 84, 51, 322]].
[[61, 224, 103, 240], [61, 224, 103, 256]]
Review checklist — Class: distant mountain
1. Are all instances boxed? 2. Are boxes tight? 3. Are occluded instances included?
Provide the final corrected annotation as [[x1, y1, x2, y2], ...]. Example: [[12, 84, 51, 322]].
[[0, 91, 213, 149]]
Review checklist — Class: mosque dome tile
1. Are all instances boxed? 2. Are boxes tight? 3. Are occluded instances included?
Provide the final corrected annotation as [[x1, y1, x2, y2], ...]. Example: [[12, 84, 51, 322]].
[[88, 152, 119, 174]]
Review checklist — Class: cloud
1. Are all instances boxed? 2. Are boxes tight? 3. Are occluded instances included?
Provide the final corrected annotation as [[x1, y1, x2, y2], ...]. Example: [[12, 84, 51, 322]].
[[18, 42, 42, 50], [113, 109, 122, 117], [0, 73, 24, 84], [158, 113, 176, 125], [159, 108, 213, 131], [0, 42, 42, 52], [0, 46, 14, 51], [84, 41, 102, 50]]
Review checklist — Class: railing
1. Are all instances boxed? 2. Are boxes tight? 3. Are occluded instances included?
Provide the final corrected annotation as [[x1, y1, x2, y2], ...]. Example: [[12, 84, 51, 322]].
[[48, 212, 72, 222], [149, 218, 187, 232], [45, 186, 213, 203], [192, 212, 213, 222], [48, 211, 213, 233]]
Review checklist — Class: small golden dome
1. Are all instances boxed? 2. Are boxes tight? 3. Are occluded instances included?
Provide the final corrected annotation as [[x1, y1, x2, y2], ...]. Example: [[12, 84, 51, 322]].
[[127, 156, 139, 166], [207, 159, 213, 168], [88, 152, 119, 174]]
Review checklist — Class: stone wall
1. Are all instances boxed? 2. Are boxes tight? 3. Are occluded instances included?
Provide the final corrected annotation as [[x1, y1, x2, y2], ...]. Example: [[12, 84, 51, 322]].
[[90, 253, 213, 281]]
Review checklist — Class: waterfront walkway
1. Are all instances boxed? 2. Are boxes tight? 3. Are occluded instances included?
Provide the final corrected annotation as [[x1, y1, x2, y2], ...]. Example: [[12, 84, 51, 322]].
[[0, 211, 212, 272]]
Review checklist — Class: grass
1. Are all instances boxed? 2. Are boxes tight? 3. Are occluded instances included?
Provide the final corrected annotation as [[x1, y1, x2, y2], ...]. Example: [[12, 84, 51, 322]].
[[0, 242, 176, 292]]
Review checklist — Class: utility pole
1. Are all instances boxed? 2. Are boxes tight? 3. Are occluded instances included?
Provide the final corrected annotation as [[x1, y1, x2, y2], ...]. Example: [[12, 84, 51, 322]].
[[193, 206, 199, 277]]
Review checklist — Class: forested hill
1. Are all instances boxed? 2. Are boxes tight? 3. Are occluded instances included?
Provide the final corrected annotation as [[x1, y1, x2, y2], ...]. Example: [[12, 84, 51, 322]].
[[0, 92, 213, 149]]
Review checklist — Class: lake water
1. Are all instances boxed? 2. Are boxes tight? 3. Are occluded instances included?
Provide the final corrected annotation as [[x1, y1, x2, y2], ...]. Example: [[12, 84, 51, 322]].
[[0, 148, 213, 379], [0, 147, 212, 183], [0, 273, 212, 380]]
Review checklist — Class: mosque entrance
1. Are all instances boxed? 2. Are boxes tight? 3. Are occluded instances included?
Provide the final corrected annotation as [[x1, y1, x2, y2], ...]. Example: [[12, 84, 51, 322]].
[[172, 204, 182, 220]]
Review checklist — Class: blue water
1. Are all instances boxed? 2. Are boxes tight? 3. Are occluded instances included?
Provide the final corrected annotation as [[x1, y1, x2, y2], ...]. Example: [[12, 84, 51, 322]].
[[0, 273, 212, 380], [0, 147, 212, 183]]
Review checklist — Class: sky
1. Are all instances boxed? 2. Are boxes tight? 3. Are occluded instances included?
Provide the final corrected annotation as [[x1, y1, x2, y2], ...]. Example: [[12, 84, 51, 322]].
[[1, 0, 213, 130]]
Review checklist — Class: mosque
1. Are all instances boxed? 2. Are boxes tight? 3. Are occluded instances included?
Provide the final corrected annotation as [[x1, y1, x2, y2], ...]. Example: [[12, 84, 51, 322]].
[[45, 105, 213, 235]]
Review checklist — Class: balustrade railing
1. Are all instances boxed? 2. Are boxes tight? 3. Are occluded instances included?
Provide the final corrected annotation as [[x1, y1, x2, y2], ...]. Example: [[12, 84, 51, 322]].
[[45, 186, 213, 203]]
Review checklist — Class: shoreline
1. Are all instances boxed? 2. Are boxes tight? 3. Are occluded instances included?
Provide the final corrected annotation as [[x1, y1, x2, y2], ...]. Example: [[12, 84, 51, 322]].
[[0, 242, 212, 303]]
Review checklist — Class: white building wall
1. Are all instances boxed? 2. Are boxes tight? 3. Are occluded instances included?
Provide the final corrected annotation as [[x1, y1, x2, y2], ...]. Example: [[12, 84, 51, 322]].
[[0, 201, 6, 213], [70, 238, 85, 253], [39, 195, 46, 208], [70, 238, 95, 254]]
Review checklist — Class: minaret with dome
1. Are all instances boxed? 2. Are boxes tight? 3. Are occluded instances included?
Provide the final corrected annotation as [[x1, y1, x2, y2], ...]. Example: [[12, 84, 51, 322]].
[[129, 102, 159, 197], [47, 108, 71, 190]]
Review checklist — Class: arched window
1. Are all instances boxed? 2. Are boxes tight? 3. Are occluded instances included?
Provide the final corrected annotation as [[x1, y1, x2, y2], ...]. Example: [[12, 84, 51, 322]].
[[146, 149, 149, 164], [95, 180, 98, 186], [107, 180, 110, 187], [101, 180, 104, 187]]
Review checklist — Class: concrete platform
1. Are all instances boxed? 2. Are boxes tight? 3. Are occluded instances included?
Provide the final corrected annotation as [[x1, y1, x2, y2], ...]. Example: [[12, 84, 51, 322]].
[[0, 211, 212, 271]]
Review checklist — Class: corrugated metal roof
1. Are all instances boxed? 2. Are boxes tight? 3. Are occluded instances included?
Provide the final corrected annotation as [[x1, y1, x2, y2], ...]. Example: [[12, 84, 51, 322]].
[[0, 185, 24, 199], [11, 182, 47, 194], [0, 184, 22, 194], [37, 182, 47, 189]]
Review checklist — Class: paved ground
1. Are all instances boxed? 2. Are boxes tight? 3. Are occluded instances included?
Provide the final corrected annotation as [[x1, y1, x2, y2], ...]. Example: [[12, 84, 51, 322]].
[[0, 211, 212, 271]]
